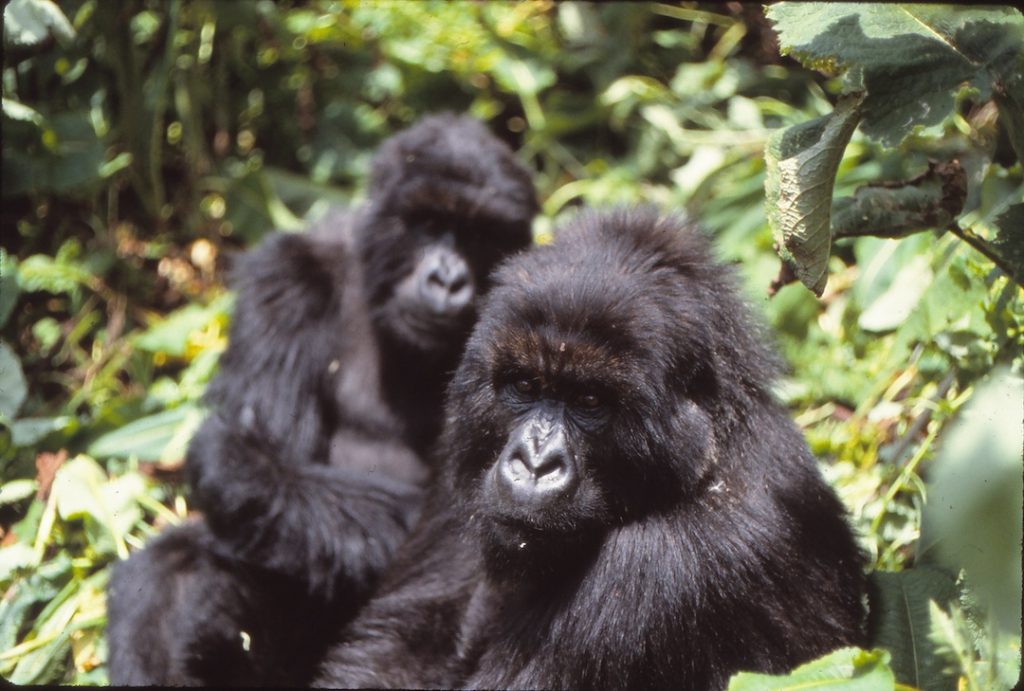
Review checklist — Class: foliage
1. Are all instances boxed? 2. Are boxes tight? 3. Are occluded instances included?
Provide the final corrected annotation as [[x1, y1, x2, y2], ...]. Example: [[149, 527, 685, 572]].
[[764, 3, 1024, 295], [727, 647, 897, 691], [0, 0, 1020, 686], [920, 368, 1024, 639]]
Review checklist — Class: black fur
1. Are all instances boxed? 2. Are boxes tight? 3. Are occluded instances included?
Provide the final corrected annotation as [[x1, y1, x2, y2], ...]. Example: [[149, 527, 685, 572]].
[[106, 114, 537, 686], [316, 208, 867, 690]]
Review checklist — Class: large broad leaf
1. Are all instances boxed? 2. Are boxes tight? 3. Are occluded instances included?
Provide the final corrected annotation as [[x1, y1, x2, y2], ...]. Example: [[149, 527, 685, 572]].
[[0, 341, 28, 421], [993, 65, 1024, 164], [17, 252, 93, 297], [867, 567, 959, 690], [727, 647, 894, 690], [766, 4, 1024, 147], [50, 455, 145, 557], [765, 95, 862, 295], [991, 203, 1024, 282], [0, 250, 19, 330], [133, 297, 230, 358], [86, 404, 199, 461], [857, 254, 932, 333], [10, 415, 73, 447], [3, 111, 107, 197], [919, 368, 1024, 636], [832, 161, 968, 240]]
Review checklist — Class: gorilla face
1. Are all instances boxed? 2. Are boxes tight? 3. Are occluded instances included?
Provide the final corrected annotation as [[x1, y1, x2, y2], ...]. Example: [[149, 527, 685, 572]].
[[362, 208, 533, 354], [381, 216, 478, 349], [443, 210, 729, 577], [356, 113, 537, 357]]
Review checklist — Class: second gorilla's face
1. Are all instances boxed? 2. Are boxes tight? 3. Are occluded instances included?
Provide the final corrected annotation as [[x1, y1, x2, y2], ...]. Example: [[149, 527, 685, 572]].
[[388, 223, 476, 349], [369, 209, 531, 354]]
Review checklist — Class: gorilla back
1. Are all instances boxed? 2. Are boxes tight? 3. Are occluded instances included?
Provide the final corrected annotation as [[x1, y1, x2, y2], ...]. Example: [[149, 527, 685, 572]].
[[317, 208, 867, 690]]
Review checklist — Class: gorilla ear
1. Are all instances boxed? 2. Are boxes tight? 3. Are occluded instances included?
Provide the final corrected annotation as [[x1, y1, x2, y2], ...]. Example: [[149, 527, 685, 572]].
[[665, 321, 719, 400]]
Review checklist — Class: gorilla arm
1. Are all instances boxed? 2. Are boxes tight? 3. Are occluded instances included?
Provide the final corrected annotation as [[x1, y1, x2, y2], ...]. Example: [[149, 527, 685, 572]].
[[312, 493, 478, 688], [186, 217, 427, 598], [187, 412, 425, 599]]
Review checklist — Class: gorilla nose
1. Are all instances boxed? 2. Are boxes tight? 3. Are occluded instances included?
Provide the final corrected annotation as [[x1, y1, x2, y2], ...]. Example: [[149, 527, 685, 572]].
[[422, 252, 473, 313], [496, 434, 575, 505]]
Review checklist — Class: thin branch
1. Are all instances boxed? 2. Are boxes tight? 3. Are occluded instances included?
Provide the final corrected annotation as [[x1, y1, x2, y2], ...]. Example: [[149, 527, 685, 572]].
[[947, 222, 1022, 286]]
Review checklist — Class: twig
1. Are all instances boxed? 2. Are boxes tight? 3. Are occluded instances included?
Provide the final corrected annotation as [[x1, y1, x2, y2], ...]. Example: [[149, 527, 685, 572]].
[[886, 370, 956, 466], [947, 222, 1022, 286]]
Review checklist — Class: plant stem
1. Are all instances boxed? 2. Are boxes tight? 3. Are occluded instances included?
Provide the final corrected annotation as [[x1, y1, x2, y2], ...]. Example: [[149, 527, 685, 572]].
[[947, 222, 1022, 286]]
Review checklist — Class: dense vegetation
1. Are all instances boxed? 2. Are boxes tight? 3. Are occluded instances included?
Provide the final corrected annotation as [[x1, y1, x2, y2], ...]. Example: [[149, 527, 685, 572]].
[[1, 2, 1020, 687]]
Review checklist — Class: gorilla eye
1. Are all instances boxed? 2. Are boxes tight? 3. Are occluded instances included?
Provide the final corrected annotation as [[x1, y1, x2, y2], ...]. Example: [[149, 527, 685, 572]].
[[576, 392, 601, 409], [512, 378, 539, 396]]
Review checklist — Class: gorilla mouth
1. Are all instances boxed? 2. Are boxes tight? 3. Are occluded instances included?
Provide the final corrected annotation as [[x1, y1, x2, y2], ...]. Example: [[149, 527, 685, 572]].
[[478, 512, 603, 582], [386, 298, 474, 350], [482, 505, 597, 550], [486, 516, 567, 554]]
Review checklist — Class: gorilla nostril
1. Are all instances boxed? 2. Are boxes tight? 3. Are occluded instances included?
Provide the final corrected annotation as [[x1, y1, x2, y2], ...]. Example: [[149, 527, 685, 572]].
[[504, 455, 532, 483], [534, 450, 565, 478], [448, 272, 468, 294], [532, 450, 570, 493], [427, 270, 448, 289]]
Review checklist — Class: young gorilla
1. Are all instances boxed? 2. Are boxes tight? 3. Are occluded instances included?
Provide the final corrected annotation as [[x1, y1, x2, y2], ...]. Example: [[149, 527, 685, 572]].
[[316, 208, 867, 690], [106, 114, 537, 686]]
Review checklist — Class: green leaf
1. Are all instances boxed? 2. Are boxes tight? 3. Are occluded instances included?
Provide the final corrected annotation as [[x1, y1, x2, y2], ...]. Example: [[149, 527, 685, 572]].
[[0, 249, 21, 329], [3, 0, 76, 47], [87, 404, 198, 461], [994, 67, 1024, 164], [867, 567, 959, 690], [727, 647, 895, 690], [0, 479, 37, 506], [991, 203, 1024, 282], [891, 256, 990, 359], [50, 456, 144, 558], [0, 563, 62, 652], [50, 455, 107, 523], [920, 368, 1024, 636], [0, 340, 28, 421], [18, 251, 94, 297], [2, 111, 107, 197], [221, 169, 303, 243], [0, 543, 36, 583], [765, 94, 862, 295], [9, 570, 106, 684], [851, 233, 932, 314], [159, 405, 205, 464], [858, 254, 932, 333], [1, 97, 44, 126], [767, 4, 1024, 147], [133, 299, 227, 357], [11, 416, 72, 447], [832, 161, 967, 239]]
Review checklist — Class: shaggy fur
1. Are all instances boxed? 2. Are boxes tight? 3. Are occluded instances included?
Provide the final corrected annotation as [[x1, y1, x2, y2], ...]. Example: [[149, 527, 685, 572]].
[[315, 208, 867, 690], [106, 114, 537, 686]]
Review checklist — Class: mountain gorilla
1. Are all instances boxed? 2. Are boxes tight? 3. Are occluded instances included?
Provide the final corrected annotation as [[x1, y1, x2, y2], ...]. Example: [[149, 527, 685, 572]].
[[316, 208, 867, 690], [106, 114, 537, 686]]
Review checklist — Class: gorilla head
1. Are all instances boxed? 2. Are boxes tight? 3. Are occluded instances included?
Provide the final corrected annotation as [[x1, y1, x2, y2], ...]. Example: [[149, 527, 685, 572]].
[[356, 113, 538, 355], [443, 208, 779, 579]]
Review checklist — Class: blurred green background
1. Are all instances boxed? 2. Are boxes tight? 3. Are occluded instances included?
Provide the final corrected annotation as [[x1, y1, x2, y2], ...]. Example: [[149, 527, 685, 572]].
[[1, 1, 1020, 687]]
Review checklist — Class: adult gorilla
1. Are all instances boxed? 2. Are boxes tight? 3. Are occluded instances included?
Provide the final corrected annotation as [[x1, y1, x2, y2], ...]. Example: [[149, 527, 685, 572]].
[[106, 114, 537, 685], [316, 208, 867, 690]]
